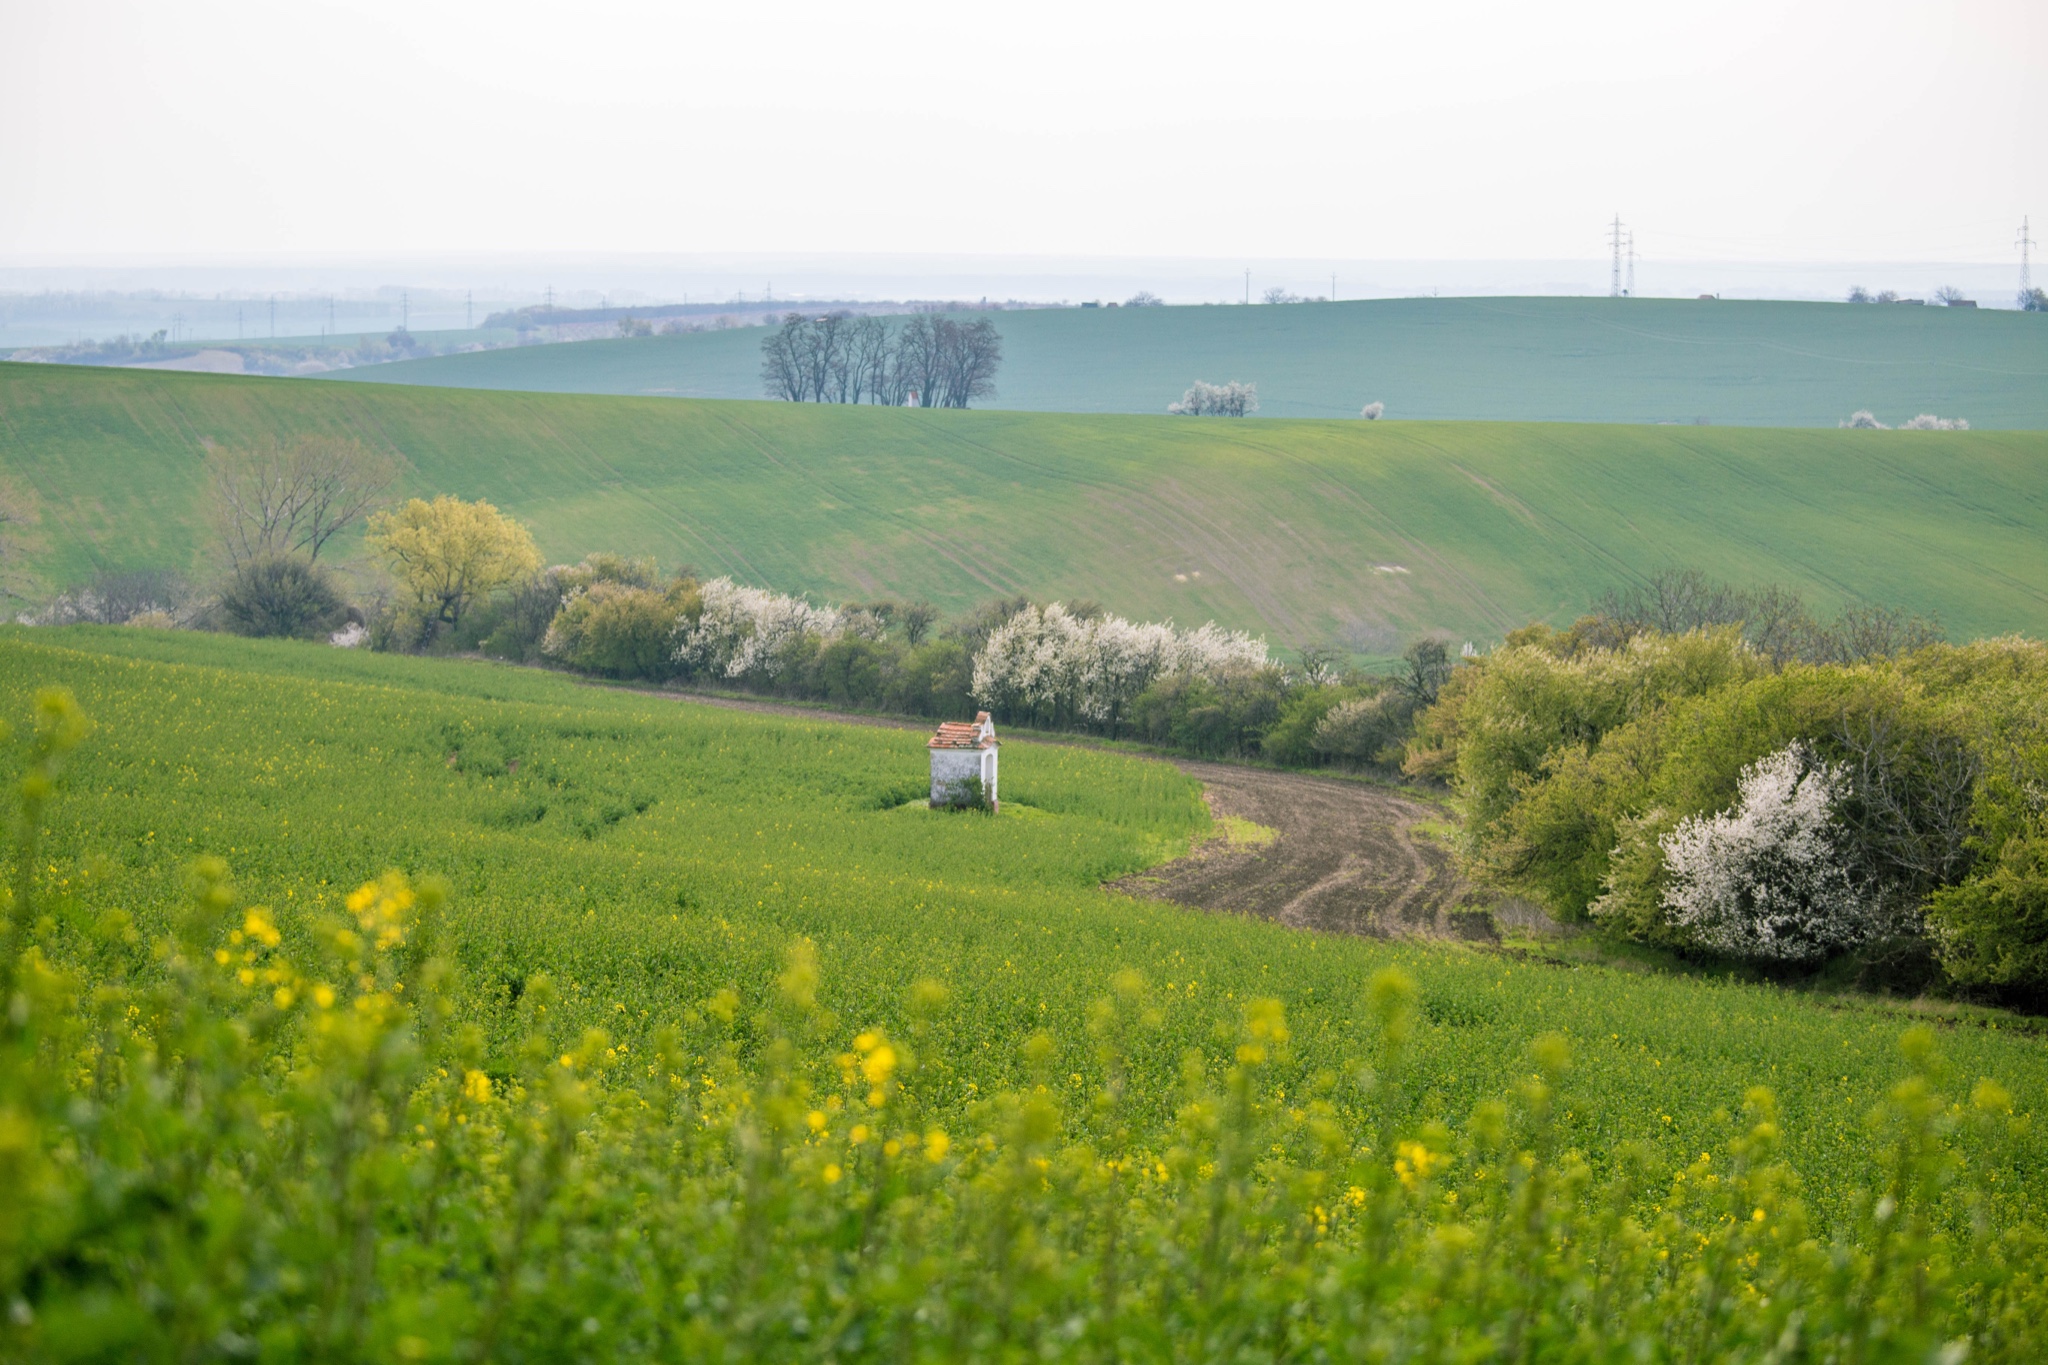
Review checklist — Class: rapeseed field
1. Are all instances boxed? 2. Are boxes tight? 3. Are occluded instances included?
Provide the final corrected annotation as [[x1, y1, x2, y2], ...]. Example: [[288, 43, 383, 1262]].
[[5, 626, 2048, 1359]]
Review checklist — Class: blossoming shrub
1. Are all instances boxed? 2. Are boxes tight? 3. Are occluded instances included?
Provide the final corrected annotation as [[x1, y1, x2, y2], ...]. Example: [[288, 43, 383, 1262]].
[[1659, 742, 1872, 962], [970, 601, 1270, 733], [4, 687, 2048, 1360]]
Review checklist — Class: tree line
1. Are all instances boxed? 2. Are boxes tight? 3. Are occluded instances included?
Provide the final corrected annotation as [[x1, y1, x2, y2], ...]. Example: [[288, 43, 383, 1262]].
[[760, 312, 1002, 408]]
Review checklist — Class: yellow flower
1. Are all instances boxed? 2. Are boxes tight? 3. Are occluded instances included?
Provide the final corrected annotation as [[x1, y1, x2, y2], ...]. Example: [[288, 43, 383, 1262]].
[[1395, 1140, 1447, 1191], [313, 984, 337, 1009], [806, 1110, 828, 1133], [463, 1070, 493, 1104], [861, 1043, 897, 1087], [925, 1129, 951, 1162], [243, 908, 282, 948], [850, 1124, 870, 1145], [823, 1163, 843, 1184]]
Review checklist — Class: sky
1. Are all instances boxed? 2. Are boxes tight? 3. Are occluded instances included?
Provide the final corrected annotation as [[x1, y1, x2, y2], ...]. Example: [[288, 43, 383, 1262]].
[[1, 0, 2042, 268]]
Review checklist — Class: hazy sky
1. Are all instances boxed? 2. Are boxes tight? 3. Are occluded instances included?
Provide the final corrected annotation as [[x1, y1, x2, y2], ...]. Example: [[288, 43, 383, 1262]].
[[2, 0, 2041, 265]]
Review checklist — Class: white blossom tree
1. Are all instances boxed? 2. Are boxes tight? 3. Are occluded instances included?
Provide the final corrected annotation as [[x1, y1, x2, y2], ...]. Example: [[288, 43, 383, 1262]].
[[675, 578, 846, 681], [971, 603, 1269, 729], [1659, 741, 1876, 963]]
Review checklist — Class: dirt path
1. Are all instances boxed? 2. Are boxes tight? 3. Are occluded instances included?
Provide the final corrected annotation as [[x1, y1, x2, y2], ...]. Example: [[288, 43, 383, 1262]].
[[610, 683, 1472, 941], [1106, 761, 1476, 940]]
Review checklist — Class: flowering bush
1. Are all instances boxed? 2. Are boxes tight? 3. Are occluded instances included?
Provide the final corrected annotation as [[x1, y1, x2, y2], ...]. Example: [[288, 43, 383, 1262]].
[[1167, 380, 1258, 417], [676, 576, 859, 682], [971, 602, 1269, 730], [1659, 742, 1873, 962]]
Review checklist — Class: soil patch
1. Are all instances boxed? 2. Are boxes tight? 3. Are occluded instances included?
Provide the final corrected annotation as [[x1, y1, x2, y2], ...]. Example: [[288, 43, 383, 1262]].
[[1108, 761, 1471, 939]]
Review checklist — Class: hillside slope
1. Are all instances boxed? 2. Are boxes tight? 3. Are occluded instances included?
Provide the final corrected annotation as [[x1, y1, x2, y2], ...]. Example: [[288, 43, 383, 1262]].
[[4, 363, 2046, 646], [326, 296, 2048, 428]]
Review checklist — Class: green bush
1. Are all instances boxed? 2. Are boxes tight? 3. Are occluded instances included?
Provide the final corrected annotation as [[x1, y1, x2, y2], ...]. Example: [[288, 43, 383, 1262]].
[[217, 553, 349, 639], [542, 580, 694, 680]]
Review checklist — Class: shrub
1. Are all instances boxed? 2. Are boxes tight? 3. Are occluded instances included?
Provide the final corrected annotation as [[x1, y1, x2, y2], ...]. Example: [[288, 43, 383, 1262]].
[[542, 580, 692, 679], [217, 553, 349, 639], [1311, 692, 1413, 765], [1360, 400, 1385, 419], [1657, 742, 1871, 963], [972, 602, 1269, 734], [1840, 409, 1889, 429], [1167, 380, 1258, 417], [1900, 413, 1970, 431]]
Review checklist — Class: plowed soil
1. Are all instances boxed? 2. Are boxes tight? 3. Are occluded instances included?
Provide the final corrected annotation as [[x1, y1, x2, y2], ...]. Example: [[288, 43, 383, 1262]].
[[1106, 761, 1476, 940]]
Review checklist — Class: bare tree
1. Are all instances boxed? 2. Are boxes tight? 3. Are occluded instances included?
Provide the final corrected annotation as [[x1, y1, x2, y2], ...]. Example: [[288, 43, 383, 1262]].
[[900, 599, 939, 645], [760, 314, 809, 401], [846, 316, 892, 404], [208, 435, 397, 566], [937, 317, 1002, 408]]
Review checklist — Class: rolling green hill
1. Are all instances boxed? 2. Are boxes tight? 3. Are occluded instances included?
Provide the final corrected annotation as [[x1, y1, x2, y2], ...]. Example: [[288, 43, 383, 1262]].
[[4, 362, 2046, 647], [326, 296, 2048, 428]]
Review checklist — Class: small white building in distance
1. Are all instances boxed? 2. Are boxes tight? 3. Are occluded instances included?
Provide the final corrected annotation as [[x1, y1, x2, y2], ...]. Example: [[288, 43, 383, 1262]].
[[928, 712, 999, 810]]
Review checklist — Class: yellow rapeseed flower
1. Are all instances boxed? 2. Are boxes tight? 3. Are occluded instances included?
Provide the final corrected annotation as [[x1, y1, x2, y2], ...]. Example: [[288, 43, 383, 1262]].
[[463, 1070, 493, 1104], [1395, 1140, 1447, 1191], [925, 1129, 951, 1162]]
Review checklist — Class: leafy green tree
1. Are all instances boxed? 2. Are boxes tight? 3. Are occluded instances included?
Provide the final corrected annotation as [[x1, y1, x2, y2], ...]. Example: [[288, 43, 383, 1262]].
[[366, 495, 541, 640]]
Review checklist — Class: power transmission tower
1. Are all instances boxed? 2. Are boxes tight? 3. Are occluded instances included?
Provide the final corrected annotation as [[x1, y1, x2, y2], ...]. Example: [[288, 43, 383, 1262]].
[[2021, 216, 2037, 305], [1625, 230, 1636, 298], [1244, 268, 1250, 304], [1608, 214, 1625, 297]]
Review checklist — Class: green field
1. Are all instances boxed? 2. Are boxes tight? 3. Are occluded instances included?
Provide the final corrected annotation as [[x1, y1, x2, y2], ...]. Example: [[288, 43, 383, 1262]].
[[328, 296, 2048, 428], [6, 364, 2048, 647], [8, 623, 2046, 1224]]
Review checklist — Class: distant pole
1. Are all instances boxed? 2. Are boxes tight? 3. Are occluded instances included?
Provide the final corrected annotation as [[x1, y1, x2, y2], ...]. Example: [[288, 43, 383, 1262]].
[[1331, 273, 1337, 302], [1608, 215, 1626, 297], [2021, 216, 2037, 304], [1244, 268, 1250, 304], [1625, 230, 1636, 298]]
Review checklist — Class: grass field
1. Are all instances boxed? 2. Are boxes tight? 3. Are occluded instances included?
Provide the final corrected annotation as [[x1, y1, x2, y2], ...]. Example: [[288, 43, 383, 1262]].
[[327, 296, 2048, 428], [8, 622, 2047, 1234], [6, 363, 2047, 648]]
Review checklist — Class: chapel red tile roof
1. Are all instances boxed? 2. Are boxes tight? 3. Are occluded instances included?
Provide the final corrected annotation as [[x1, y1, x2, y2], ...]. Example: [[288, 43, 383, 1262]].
[[928, 712, 998, 750]]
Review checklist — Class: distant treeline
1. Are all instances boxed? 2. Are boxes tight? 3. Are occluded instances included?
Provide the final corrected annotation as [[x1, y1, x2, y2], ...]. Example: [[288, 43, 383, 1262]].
[[760, 312, 1002, 408]]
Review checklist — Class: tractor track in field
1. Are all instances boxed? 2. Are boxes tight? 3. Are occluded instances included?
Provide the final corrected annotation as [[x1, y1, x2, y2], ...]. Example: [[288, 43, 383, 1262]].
[[619, 684, 1477, 943]]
